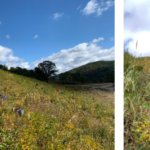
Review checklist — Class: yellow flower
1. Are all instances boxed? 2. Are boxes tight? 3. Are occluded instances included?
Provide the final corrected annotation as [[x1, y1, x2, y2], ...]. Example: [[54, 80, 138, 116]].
[[78, 105, 82, 109], [67, 122, 74, 130], [22, 145, 24, 149], [9, 74, 13, 77], [14, 100, 22, 107], [142, 124, 146, 128], [71, 99, 76, 103], [21, 138, 24, 143]]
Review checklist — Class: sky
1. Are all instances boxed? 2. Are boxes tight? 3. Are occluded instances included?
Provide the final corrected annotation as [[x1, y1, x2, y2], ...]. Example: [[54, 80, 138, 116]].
[[124, 0, 150, 57], [0, 0, 114, 74]]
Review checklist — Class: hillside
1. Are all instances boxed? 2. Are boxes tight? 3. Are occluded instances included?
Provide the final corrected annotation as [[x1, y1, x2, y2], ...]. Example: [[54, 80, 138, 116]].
[[51, 60, 116, 83], [71, 60, 114, 82], [0, 69, 114, 149]]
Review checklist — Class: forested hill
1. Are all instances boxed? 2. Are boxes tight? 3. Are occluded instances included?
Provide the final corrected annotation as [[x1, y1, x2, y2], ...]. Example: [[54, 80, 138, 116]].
[[54, 60, 114, 83]]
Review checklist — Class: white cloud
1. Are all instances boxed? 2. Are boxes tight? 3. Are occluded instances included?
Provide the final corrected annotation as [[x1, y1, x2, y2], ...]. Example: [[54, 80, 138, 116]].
[[1, 37, 114, 72], [77, 4, 82, 10], [0, 45, 30, 69], [33, 35, 38, 39], [82, 0, 98, 15], [124, 0, 150, 57], [81, 0, 114, 16], [0, 22, 2, 25], [6, 34, 10, 39], [5, 62, 30, 69], [89, 37, 104, 44], [32, 38, 114, 74], [53, 13, 64, 20]]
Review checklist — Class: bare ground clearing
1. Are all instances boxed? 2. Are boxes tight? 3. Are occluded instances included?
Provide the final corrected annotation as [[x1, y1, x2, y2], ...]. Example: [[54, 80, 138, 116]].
[[65, 83, 115, 92]]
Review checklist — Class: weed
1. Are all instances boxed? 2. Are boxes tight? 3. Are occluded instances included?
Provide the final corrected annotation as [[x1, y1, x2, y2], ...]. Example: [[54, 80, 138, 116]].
[[0, 69, 114, 149], [124, 42, 150, 149]]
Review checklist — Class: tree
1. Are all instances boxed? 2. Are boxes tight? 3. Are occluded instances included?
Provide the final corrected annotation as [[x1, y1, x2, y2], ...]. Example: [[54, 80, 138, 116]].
[[10, 67, 16, 73], [2, 65, 8, 71], [92, 78, 98, 83], [34, 67, 46, 81], [37, 60, 58, 82], [66, 72, 73, 82], [15, 67, 23, 75], [28, 70, 35, 78], [59, 73, 66, 81], [72, 72, 81, 82], [0, 64, 3, 69]]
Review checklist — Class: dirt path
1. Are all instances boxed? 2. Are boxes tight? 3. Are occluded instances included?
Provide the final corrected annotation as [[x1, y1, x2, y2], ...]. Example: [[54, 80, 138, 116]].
[[65, 83, 115, 92]]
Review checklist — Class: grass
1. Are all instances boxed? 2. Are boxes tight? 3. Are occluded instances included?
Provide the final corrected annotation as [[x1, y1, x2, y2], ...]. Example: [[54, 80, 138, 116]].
[[124, 46, 150, 149], [0, 69, 114, 150]]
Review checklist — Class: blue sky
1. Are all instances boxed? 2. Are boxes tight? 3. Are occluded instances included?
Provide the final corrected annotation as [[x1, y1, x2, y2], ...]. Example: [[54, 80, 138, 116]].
[[0, 0, 114, 73], [124, 0, 150, 57]]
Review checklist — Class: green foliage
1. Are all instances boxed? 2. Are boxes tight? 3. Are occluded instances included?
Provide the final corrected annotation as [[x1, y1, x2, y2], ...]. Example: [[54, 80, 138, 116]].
[[0, 60, 114, 84], [124, 49, 150, 149], [37, 60, 58, 82], [0, 65, 8, 71], [52, 61, 114, 83], [0, 60, 59, 84]]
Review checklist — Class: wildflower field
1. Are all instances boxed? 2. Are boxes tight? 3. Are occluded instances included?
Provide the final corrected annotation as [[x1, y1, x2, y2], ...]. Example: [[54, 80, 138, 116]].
[[0, 69, 114, 150], [124, 50, 150, 149]]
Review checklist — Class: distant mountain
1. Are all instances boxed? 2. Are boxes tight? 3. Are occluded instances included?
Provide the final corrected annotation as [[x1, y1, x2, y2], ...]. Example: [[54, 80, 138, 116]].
[[51, 60, 114, 83]]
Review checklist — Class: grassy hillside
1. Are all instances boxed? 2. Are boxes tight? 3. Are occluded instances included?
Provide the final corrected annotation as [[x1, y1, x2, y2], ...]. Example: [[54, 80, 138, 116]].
[[54, 60, 114, 83], [124, 50, 150, 149], [0, 69, 114, 149]]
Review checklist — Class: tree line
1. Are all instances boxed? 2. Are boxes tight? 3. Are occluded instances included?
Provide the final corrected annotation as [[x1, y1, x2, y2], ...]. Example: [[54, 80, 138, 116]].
[[0, 61, 90, 84], [0, 61, 58, 83], [0, 60, 116, 89]]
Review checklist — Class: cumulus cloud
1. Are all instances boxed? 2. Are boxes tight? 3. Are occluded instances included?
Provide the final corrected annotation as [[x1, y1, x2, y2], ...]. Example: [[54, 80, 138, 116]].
[[33, 35, 38, 39], [6, 34, 10, 39], [53, 13, 64, 20], [5, 62, 30, 69], [32, 38, 114, 74], [124, 0, 150, 57], [81, 0, 114, 16], [0, 45, 30, 69]]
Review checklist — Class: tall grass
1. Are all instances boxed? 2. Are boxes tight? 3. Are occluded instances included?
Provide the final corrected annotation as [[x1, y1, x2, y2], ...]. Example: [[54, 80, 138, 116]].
[[124, 43, 150, 149], [0, 69, 114, 149]]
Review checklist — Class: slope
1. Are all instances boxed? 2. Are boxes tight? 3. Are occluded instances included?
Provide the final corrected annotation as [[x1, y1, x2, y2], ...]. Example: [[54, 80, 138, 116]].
[[0, 69, 114, 149]]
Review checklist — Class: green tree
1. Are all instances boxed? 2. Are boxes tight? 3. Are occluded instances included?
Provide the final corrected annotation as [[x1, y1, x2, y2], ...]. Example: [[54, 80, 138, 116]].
[[37, 60, 58, 82], [22, 68, 28, 77], [66, 72, 73, 82], [0, 64, 3, 69], [2, 65, 8, 71], [34, 67, 46, 81], [59, 73, 66, 81], [10, 67, 16, 73], [72, 72, 82, 82], [15, 67, 23, 75], [28, 70, 35, 78]]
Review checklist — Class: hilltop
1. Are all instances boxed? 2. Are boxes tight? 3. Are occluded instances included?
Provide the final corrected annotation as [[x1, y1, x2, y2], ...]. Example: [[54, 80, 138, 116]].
[[0, 69, 114, 149], [52, 60, 114, 83]]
